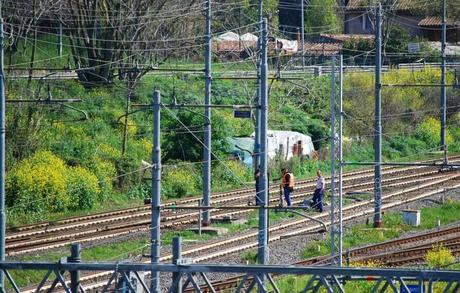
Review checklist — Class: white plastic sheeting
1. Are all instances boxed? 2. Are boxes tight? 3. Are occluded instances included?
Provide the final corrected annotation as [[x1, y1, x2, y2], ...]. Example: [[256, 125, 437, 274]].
[[250, 130, 315, 160]]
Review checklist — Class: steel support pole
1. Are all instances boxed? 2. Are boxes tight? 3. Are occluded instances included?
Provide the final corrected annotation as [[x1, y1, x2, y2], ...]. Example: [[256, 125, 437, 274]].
[[300, 0, 305, 70], [257, 18, 269, 292], [0, 18, 5, 292], [202, 0, 212, 226], [150, 90, 161, 293], [254, 0, 263, 172], [172, 237, 182, 293], [374, 4, 383, 228], [68, 244, 81, 293], [441, 0, 448, 165], [329, 55, 336, 262], [338, 54, 343, 266]]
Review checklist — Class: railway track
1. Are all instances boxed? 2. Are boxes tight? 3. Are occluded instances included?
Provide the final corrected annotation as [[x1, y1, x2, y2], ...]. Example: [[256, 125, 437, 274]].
[[185, 226, 460, 292], [67, 170, 460, 292], [7, 163, 452, 256]]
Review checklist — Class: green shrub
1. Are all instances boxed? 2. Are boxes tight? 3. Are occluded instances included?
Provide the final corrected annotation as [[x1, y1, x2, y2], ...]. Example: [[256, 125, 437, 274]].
[[66, 166, 101, 211], [213, 160, 253, 187], [162, 166, 199, 198], [6, 151, 69, 213], [114, 155, 143, 190]]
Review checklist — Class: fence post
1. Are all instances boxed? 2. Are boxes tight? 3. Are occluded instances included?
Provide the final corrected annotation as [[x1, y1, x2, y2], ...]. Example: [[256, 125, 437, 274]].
[[172, 236, 182, 293], [68, 243, 81, 293]]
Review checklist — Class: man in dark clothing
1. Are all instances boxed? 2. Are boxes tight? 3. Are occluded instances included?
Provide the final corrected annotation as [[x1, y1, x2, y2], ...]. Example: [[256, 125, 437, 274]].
[[312, 170, 325, 212]]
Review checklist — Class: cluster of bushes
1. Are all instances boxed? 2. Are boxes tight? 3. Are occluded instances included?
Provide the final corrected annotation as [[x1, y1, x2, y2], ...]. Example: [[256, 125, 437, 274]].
[[6, 151, 102, 216]]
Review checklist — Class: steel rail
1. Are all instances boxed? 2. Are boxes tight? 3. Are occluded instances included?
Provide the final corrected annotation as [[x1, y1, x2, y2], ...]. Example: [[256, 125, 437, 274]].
[[41, 174, 460, 293]]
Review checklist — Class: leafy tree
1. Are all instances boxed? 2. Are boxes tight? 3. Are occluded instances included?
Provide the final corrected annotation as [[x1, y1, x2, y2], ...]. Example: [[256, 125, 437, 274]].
[[384, 25, 411, 63], [305, 0, 340, 34]]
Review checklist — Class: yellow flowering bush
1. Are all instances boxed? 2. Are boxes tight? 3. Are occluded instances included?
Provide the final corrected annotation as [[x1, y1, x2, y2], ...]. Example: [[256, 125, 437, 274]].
[[415, 117, 453, 147], [7, 150, 102, 214], [6, 151, 69, 213], [88, 157, 116, 198], [66, 167, 100, 211], [425, 245, 455, 269]]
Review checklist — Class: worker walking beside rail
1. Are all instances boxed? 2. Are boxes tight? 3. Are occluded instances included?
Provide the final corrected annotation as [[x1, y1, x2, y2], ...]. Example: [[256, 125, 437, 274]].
[[280, 168, 294, 207], [312, 170, 325, 212]]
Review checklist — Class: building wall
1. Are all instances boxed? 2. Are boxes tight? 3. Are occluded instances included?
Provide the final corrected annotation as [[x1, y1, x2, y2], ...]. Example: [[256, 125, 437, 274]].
[[345, 11, 423, 37]]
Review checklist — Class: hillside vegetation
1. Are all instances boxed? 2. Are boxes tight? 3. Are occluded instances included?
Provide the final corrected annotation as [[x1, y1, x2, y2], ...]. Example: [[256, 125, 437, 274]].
[[4, 66, 460, 224]]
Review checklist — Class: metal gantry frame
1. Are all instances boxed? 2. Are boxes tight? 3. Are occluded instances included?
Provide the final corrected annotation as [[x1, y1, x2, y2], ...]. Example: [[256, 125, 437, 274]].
[[0, 253, 459, 293]]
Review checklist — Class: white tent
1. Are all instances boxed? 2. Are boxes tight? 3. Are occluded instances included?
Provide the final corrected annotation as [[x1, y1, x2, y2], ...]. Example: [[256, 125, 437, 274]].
[[214, 32, 240, 41], [240, 33, 258, 42], [250, 130, 315, 160], [276, 38, 299, 53]]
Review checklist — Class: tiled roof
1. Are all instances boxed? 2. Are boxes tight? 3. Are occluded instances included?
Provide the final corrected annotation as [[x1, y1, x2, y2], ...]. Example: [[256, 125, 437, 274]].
[[418, 17, 442, 26], [320, 34, 374, 42], [303, 42, 342, 56], [346, 0, 414, 11], [418, 17, 459, 27]]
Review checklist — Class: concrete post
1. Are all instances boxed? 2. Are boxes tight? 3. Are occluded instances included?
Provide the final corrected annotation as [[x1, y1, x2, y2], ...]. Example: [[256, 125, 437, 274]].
[[203, 0, 212, 226], [68, 244, 81, 293], [374, 3, 383, 228], [150, 90, 161, 293]]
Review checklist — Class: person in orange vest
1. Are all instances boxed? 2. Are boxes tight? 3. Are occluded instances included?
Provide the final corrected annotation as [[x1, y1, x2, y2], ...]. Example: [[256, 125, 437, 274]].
[[280, 168, 294, 207], [312, 170, 325, 212]]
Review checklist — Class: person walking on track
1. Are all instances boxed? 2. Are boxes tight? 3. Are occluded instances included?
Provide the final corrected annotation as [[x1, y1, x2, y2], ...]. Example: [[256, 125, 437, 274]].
[[312, 170, 325, 212], [280, 168, 294, 207]]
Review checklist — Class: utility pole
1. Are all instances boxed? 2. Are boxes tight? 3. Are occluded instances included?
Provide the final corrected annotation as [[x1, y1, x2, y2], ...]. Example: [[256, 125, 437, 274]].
[[441, 0, 448, 165], [150, 90, 161, 293], [257, 17, 269, 290], [0, 18, 5, 292], [374, 3, 382, 228], [202, 0, 212, 226], [329, 55, 336, 262], [338, 54, 344, 266], [300, 0, 305, 70]]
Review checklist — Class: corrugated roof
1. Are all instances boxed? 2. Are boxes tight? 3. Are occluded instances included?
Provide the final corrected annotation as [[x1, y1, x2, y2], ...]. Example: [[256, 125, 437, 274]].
[[346, 0, 414, 11]]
